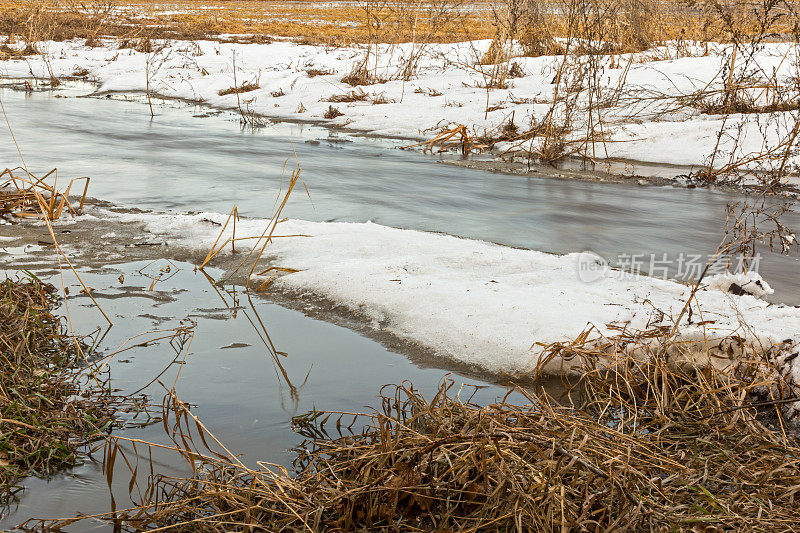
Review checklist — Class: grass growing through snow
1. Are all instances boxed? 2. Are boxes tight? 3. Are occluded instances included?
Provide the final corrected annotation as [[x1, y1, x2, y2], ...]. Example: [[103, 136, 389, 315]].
[[217, 81, 259, 96], [0, 276, 117, 504]]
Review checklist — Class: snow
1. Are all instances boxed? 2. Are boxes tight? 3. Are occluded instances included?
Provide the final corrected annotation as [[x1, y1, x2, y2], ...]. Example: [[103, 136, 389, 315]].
[[93, 208, 800, 377], [705, 271, 775, 299], [3, 37, 800, 182]]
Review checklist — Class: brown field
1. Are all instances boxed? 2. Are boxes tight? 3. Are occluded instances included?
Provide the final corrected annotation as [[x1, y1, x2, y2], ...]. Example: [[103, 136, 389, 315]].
[[1, 0, 800, 47], [0, 0, 495, 44]]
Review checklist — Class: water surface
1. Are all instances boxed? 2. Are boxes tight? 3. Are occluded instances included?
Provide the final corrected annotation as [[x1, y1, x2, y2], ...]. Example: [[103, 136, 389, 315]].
[[0, 261, 521, 530], [1, 82, 797, 301]]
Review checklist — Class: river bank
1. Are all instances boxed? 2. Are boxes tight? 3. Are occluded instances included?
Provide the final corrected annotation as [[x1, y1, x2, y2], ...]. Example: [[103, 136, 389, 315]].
[[2, 196, 799, 385]]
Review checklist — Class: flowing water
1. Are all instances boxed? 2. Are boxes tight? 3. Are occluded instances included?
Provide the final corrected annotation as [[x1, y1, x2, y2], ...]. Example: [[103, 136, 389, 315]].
[[1, 82, 799, 298], [0, 82, 798, 529]]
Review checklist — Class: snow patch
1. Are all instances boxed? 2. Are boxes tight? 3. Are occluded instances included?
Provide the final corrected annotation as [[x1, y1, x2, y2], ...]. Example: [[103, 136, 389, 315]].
[[705, 271, 774, 299], [96, 207, 800, 376]]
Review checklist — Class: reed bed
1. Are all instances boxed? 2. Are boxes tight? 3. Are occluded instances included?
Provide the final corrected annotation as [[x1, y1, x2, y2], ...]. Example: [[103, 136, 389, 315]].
[[0, 277, 120, 504], [0, 0, 490, 45], [26, 339, 800, 532]]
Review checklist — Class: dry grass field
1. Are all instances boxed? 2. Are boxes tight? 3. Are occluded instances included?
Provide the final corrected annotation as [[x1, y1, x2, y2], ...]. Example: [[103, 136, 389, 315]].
[[1, 0, 799, 46], [0, 0, 494, 44]]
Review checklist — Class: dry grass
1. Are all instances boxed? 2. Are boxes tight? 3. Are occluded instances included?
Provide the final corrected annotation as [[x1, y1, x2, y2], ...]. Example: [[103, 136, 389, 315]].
[[23, 342, 800, 531], [3, 0, 799, 46], [0, 167, 89, 222], [698, 95, 800, 115], [0, 40, 34, 58], [408, 124, 489, 154], [324, 88, 369, 103], [340, 58, 388, 87], [305, 67, 335, 77], [0, 0, 493, 45], [0, 277, 122, 504], [217, 81, 259, 96], [323, 104, 344, 119], [5, 2, 800, 178]]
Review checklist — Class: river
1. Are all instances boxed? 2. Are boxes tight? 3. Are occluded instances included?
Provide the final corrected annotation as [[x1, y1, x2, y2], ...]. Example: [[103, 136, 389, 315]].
[[0, 81, 797, 529]]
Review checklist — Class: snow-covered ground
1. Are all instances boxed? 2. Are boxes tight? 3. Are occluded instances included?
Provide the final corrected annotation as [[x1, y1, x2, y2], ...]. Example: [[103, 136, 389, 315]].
[[72, 208, 796, 385], [2, 37, 800, 182]]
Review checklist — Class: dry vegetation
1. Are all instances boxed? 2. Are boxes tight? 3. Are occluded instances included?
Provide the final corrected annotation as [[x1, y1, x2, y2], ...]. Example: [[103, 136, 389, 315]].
[[0, 0, 796, 46], [217, 80, 259, 96], [1, 2, 800, 527], [0, 167, 89, 222], [5, 158, 794, 530], [4, 182, 799, 529], [0, 277, 121, 504], [4, 1, 800, 183], [0, 0, 494, 44], [23, 352, 800, 531]]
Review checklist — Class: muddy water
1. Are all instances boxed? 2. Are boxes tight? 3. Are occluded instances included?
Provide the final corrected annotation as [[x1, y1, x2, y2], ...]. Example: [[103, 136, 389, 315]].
[[1, 82, 798, 301], [0, 81, 798, 528]]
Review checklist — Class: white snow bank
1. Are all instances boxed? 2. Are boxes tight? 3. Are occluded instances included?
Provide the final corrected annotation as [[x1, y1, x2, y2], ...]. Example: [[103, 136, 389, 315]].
[[705, 271, 774, 299], [3, 37, 800, 180], [95, 208, 799, 376]]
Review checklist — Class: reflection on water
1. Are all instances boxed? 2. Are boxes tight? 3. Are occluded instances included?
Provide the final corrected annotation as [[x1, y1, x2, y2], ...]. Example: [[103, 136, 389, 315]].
[[0, 261, 523, 530], [0, 82, 798, 300]]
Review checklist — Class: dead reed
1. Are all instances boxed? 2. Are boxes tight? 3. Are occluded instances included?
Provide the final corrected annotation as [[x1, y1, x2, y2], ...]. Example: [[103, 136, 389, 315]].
[[217, 81, 259, 97], [0, 277, 121, 504], [25, 337, 800, 532], [0, 0, 488, 45], [407, 124, 489, 155], [324, 88, 369, 103], [323, 105, 344, 119], [0, 167, 89, 222]]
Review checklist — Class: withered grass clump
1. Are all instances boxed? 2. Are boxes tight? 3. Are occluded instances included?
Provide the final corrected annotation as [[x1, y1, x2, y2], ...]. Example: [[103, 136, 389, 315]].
[[698, 96, 800, 115], [217, 82, 259, 96], [323, 105, 344, 119], [305, 67, 335, 78], [0, 41, 35, 59], [0, 166, 89, 222], [324, 88, 369, 103], [0, 277, 116, 504], [36, 353, 800, 532]]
